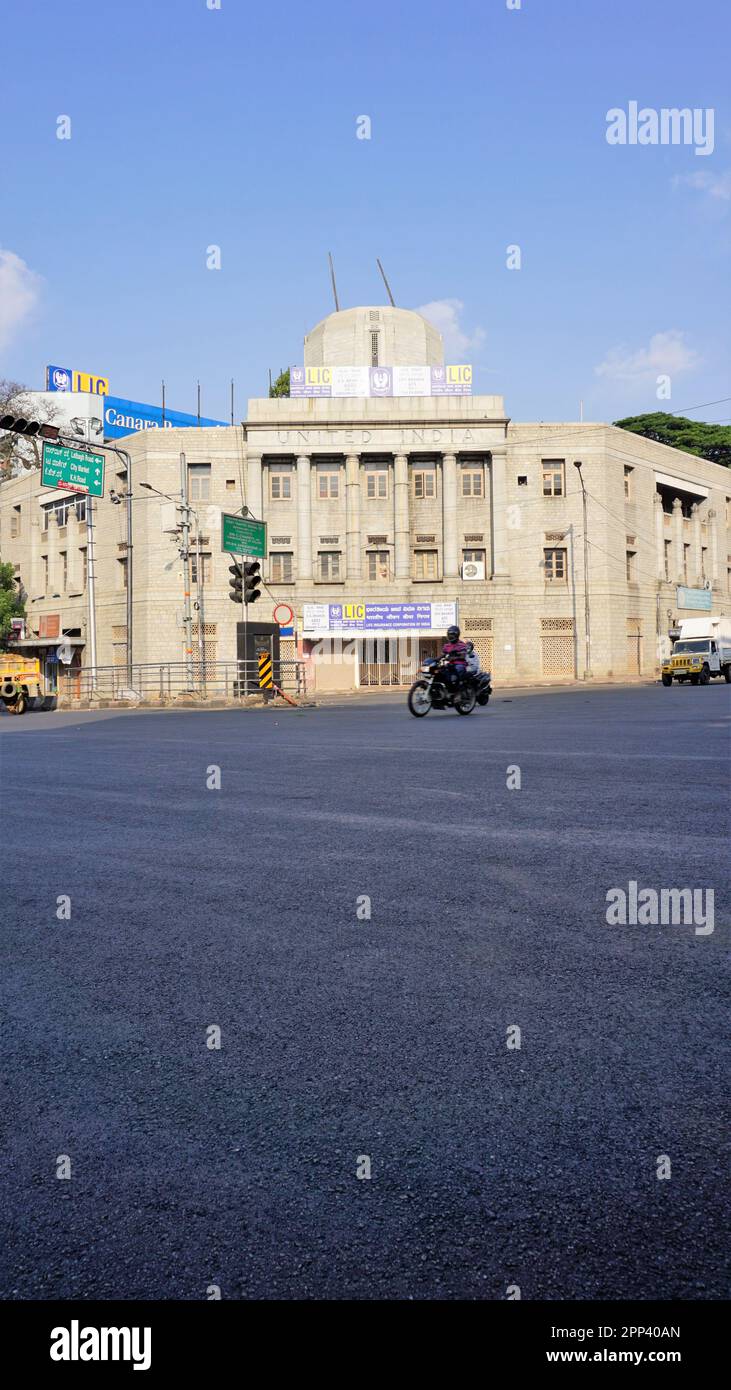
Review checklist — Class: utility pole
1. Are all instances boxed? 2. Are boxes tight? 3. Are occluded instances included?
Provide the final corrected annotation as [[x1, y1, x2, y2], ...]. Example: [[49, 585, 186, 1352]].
[[86, 495, 98, 693], [194, 521, 206, 696], [180, 451, 194, 690], [573, 461, 592, 679]]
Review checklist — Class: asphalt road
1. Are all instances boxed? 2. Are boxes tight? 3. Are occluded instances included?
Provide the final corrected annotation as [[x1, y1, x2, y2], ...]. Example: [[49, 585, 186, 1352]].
[[1, 685, 729, 1301]]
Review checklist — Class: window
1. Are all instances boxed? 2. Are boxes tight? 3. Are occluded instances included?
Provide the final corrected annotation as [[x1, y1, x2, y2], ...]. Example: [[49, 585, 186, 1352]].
[[41, 554, 48, 591], [60, 551, 68, 590], [683, 543, 690, 583], [367, 550, 390, 580], [543, 547, 567, 581], [664, 539, 671, 580], [226, 479, 236, 492], [624, 466, 633, 501], [270, 551, 293, 582], [270, 470, 292, 500], [366, 471, 388, 500], [318, 470, 340, 499], [626, 550, 637, 583], [318, 550, 341, 580], [517, 475, 528, 487], [118, 557, 128, 589], [461, 469, 483, 497], [188, 463, 211, 501], [75, 496, 87, 524], [190, 551, 212, 585], [542, 461, 565, 496], [42, 506, 51, 533], [414, 549, 438, 580], [55, 501, 71, 528], [414, 471, 436, 499], [371, 331, 379, 366], [80, 547, 88, 588], [701, 547, 708, 581], [11, 505, 21, 538], [462, 548, 486, 566]]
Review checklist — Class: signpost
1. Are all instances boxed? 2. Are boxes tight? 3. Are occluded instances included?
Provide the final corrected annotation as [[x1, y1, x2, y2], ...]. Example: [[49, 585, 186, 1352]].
[[221, 512, 267, 695], [221, 512, 267, 559], [41, 442, 105, 497]]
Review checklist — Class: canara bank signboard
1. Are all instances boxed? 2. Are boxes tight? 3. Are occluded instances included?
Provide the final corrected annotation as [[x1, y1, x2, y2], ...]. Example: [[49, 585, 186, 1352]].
[[303, 602, 458, 634], [290, 365, 472, 398], [46, 365, 109, 395], [103, 396, 228, 439]]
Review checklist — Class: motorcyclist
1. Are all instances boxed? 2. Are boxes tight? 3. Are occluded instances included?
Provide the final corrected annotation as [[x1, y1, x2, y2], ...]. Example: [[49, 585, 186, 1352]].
[[442, 625, 468, 689]]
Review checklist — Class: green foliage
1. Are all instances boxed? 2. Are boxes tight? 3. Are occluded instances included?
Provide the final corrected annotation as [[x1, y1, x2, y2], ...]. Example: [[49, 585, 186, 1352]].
[[613, 412, 731, 467], [0, 559, 24, 646], [269, 368, 290, 398]]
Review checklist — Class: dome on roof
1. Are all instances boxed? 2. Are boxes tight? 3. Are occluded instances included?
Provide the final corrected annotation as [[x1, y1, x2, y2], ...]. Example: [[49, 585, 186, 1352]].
[[304, 306, 443, 369]]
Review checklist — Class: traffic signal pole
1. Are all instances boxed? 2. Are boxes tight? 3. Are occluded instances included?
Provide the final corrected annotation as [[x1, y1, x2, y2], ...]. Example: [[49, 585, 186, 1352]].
[[242, 551, 248, 695]]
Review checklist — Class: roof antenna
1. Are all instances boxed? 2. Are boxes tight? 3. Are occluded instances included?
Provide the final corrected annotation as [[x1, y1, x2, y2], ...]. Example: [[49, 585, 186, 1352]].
[[328, 252, 340, 311], [376, 257, 396, 307]]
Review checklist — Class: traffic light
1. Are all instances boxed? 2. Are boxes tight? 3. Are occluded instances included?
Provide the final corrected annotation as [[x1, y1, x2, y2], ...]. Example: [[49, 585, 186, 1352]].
[[228, 562, 243, 602], [243, 560, 262, 604], [0, 415, 60, 440]]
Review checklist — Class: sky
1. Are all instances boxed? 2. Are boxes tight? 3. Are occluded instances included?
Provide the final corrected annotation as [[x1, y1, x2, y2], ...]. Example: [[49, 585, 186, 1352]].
[[1, 0, 729, 426]]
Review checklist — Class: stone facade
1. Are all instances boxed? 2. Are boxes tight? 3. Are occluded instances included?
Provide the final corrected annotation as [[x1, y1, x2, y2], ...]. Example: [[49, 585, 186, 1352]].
[[1, 307, 730, 693]]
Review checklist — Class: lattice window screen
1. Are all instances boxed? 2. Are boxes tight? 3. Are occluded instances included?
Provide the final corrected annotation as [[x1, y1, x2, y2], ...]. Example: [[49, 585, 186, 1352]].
[[540, 617, 575, 675], [112, 625, 127, 668]]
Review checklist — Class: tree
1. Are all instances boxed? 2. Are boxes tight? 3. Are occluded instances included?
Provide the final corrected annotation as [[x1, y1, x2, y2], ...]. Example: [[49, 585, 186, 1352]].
[[613, 412, 731, 467], [269, 367, 290, 398], [0, 378, 60, 480], [0, 559, 24, 647]]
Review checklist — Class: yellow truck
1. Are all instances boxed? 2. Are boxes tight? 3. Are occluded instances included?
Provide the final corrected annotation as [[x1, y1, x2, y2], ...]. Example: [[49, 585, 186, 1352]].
[[0, 654, 56, 715]]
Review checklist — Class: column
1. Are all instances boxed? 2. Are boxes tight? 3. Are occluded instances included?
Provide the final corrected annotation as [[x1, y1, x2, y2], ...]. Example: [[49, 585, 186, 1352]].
[[297, 455, 312, 581], [691, 503, 702, 585], [394, 454, 410, 580], [345, 455, 361, 581], [672, 498, 684, 582], [490, 448, 509, 577], [654, 492, 665, 579], [442, 453, 458, 578], [708, 508, 719, 587], [247, 454, 263, 519]]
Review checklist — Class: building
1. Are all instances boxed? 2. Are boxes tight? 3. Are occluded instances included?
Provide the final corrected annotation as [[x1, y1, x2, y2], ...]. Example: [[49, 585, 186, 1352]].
[[1, 305, 730, 695]]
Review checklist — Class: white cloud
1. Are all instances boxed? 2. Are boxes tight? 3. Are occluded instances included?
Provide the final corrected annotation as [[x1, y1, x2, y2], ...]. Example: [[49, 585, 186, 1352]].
[[672, 169, 731, 201], [414, 298, 486, 359], [0, 249, 42, 351], [594, 330, 700, 382]]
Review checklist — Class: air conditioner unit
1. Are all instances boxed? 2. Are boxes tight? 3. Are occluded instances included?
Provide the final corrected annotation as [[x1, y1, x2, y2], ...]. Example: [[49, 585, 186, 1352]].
[[461, 561, 485, 581]]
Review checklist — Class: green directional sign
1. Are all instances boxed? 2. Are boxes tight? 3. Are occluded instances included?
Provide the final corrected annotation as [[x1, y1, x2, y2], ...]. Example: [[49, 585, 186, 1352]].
[[221, 511, 267, 559], [41, 442, 105, 498]]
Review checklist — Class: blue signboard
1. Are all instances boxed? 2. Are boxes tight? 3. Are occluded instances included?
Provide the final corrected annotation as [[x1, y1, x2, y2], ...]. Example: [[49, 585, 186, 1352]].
[[303, 601, 457, 634], [676, 586, 712, 611], [103, 396, 228, 439]]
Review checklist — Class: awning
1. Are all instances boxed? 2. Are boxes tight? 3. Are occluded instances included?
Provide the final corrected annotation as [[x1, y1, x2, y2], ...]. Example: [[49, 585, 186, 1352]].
[[9, 637, 85, 648]]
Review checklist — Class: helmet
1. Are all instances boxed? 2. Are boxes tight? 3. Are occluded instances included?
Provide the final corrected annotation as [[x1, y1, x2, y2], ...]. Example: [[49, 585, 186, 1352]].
[[465, 641, 474, 654], [446, 625, 460, 641]]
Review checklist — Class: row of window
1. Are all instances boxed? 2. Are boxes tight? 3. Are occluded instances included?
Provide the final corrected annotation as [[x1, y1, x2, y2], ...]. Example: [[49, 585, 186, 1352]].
[[269, 468, 486, 502], [187, 461, 577, 503]]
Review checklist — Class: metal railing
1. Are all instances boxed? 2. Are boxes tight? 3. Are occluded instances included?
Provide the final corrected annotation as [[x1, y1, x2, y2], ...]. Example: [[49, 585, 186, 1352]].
[[57, 659, 309, 703]]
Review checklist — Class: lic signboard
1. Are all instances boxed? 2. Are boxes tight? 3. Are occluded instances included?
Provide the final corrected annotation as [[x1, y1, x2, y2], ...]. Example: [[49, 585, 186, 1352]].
[[46, 364, 109, 395]]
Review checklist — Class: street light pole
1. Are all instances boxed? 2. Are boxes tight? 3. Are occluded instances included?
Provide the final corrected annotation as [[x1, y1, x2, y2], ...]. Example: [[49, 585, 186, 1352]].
[[179, 451, 194, 691], [86, 495, 98, 692], [573, 460, 592, 679]]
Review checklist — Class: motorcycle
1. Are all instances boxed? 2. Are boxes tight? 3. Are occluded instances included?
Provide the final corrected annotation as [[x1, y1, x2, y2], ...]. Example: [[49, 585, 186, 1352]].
[[407, 657, 491, 717], [474, 670, 493, 706]]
